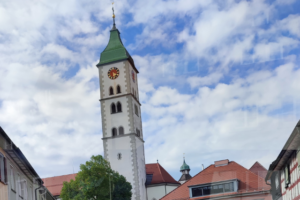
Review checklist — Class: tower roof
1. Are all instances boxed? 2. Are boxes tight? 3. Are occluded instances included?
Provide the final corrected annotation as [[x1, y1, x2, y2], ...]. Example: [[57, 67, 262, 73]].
[[97, 28, 134, 66], [180, 159, 190, 171]]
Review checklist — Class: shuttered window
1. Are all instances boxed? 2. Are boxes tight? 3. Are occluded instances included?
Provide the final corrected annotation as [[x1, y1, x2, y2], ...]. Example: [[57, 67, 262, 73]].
[[0, 153, 7, 184]]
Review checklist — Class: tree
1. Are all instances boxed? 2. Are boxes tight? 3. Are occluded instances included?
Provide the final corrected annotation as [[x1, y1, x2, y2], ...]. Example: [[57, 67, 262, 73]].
[[60, 155, 132, 200]]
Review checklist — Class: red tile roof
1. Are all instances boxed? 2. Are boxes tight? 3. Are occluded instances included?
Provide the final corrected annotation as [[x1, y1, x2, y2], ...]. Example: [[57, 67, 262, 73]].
[[249, 161, 268, 178], [42, 173, 77, 196], [160, 161, 271, 200], [43, 163, 178, 196], [146, 163, 179, 185]]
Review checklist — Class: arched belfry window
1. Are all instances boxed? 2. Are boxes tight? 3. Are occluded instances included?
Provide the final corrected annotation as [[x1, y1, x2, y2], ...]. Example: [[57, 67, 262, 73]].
[[119, 127, 124, 135], [111, 103, 116, 114], [109, 86, 114, 95], [117, 85, 121, 94], [117, 102, 122, 112], [112, 128, 117, 137]]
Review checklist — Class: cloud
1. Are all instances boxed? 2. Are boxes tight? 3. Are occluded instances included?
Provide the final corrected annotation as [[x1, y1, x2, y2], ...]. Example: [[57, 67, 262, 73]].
[[0, 0, 300, 182], [144, 62, 300, 175], [187, 72, 223, 88]]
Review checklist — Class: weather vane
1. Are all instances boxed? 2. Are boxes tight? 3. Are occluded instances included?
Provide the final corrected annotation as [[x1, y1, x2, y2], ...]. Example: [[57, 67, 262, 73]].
[[112, 2, 116, 29]]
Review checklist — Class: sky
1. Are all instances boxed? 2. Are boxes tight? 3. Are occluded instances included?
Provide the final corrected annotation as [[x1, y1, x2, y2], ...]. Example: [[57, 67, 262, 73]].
[[0, 0, 300, 181]]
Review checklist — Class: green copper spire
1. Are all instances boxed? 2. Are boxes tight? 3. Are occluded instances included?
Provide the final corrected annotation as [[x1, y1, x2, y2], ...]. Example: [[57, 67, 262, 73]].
[[97, 4, 133, 67], [180, 159, 190, 171]]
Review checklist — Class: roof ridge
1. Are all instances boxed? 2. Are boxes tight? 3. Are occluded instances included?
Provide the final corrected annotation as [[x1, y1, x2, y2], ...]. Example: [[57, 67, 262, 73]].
[[160, 164, 214, 200], [231, 161, 267, 182], [251, 161, 267, 171], [43, 173, 77, 179]]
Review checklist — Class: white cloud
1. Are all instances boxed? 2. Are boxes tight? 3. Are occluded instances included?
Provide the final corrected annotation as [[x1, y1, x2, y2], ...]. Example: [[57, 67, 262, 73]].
[[187, 72, 223, 88], [0, 0, 300, 181]]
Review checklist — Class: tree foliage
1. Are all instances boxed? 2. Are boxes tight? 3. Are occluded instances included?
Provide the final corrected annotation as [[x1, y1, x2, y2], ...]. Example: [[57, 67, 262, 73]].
[[60, 155, 132, 200]]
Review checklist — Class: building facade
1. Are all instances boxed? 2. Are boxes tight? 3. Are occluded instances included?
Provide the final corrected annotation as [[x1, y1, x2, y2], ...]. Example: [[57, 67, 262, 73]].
[[96, 19, 146, 200], [161, 159, 271, 200], [0, 127, 54, 200], [145, 163, 180, 200], [266, 120, 300, 200]]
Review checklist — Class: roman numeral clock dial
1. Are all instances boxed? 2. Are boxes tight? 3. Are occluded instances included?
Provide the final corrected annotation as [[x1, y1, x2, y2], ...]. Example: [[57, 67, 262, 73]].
[[108, 67, 120, 80]]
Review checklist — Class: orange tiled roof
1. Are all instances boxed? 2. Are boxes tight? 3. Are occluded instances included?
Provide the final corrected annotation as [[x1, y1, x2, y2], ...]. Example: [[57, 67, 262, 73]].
[[42, 173, 77, 196], [249, 161, 268, 178], [146, 163, 179, 185], [160, 161, 271, 200]]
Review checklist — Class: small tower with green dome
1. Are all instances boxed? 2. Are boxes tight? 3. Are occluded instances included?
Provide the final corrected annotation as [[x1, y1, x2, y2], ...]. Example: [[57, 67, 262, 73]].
[[179, 158, 192, 184]]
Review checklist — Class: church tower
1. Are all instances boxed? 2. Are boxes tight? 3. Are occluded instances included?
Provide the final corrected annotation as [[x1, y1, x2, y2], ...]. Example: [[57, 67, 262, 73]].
[[178, 159, 192, 184], [96, 7, 147, 200]]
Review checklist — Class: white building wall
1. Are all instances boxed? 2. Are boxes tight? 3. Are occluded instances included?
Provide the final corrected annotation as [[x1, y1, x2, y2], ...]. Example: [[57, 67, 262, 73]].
[[136, 138, 146, 200], [102, 96, 130, 136], [147, 186, 166, 200], [105, 136, 136, 197], [147, 185, 179, 200], [99, 60, 146, 200], [166, 185, 178, 193]]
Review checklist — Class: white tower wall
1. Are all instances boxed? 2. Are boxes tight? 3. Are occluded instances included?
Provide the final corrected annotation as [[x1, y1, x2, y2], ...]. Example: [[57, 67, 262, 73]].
[[98, 60, 146, 200]]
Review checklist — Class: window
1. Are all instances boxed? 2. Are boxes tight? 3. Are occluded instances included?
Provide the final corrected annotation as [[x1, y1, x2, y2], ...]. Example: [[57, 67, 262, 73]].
[[119, 127, 124, 135], [191, 181, 235, 197], [146, 174, 153, 185], [284, 164, 290, 187], [109, 86, 114, 95], [112, 128, 117, 137], [136, 129, 140, 137], [10, 165, 15, 191], [0, 153, 7, 184], [117, 102, 122, 112], [117, 85, 121, 94], [20, 180, 27, 200], [117, 153, 122, 160], [111, 103, 116, 114], [134, 104, 139, 116]]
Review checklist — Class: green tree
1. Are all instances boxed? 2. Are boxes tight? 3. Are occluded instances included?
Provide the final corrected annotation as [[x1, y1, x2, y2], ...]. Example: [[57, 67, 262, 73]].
[[60, 155, 132, 200]]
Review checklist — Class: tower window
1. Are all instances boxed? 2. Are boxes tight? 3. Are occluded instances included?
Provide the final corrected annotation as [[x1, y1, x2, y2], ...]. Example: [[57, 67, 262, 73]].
[[136, 129, 140, 137], [117, 85, 121, 94], [109, 86, 114, 95], [112, 128, 117, 137], [117, 153, 122, 160], [134, 104, 139, 116], [111, 103, 116, 114], [117, 102, 122, 112], [119, 126, 124, 135]]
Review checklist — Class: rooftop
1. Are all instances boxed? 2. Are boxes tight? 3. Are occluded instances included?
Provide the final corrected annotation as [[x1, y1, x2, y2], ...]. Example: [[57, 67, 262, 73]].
[[161, 160, 271, 200]]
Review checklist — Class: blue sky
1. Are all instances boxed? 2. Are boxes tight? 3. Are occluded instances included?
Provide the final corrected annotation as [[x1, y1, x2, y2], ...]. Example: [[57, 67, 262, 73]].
[[0, 0, 300, 181]]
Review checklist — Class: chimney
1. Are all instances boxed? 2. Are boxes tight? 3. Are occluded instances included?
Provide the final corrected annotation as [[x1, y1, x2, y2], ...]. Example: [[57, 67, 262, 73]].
[[214, 159, 229, 167]]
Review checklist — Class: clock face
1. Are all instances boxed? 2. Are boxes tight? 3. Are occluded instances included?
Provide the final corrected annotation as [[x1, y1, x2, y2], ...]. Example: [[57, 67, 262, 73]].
[[132, 70, 135, 83], [108, 67, 120, 80]]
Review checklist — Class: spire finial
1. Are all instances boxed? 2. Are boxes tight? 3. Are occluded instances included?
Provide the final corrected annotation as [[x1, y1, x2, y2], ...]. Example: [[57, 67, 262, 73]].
[[111, 2, 116, 30], [183, 153, 185, 161]]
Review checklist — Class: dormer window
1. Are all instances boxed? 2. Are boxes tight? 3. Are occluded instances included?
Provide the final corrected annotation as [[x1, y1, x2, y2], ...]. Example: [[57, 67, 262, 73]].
[[189, 179, 238, 198]]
